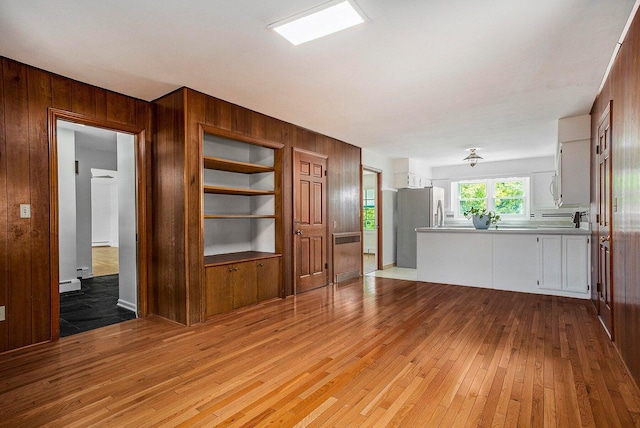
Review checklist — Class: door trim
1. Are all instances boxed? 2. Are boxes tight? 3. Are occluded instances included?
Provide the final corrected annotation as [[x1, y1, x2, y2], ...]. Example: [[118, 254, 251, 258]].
[[595, 100, 613, 338], [362, 166, 383, 272], [48, 109, 149, 340]]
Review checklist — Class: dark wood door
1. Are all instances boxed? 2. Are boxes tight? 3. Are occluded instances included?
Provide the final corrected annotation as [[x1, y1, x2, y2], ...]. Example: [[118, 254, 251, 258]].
[[597, 104, 613, 336], [293, 149, 328, 293]]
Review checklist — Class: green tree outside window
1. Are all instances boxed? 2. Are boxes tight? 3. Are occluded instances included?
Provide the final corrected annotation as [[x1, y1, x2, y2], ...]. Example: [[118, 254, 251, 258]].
[[363, 189, 376, 230], [458, 182, 487, 216], [494, 180, 525, 214], [454, 178, 529, 218]]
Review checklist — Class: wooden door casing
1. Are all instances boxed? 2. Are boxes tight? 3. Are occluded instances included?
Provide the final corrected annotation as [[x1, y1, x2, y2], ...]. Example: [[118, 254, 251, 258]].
[[596, 102, 613, 337], [293, 149, 328, 293]]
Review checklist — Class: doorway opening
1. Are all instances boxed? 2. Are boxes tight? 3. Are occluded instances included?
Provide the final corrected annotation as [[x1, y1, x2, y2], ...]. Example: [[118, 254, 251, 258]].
[[362, 167, 382, 274], [55, 119, 138, 337]]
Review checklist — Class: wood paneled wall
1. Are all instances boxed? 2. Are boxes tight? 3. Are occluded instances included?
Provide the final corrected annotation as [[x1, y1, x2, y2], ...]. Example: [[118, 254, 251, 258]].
[[151, 89, 187, 324], [590, 7, 640, 384], [0, 57, 151, 352], [0, 56, 361, 348], [152, 88, 361, 325]]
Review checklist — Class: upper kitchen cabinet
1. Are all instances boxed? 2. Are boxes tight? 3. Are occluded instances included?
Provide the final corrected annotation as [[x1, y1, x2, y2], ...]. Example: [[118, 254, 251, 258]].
[[531, 171, 556, 209], [553, 115, 591, 206], [393, 158, 431, 188]]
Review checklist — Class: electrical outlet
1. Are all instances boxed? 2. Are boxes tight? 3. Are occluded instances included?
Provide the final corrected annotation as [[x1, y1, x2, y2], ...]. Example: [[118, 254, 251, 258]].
[[20, 204, 31, 219], [0, 306, 5, 321]]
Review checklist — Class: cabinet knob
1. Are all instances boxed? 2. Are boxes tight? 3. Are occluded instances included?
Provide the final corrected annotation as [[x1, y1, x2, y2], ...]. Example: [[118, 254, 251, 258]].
[[600, 235, 610, 242], [258, 263, 263, 267], [228, 267, 234, 272], [234, 267, 239, 271]]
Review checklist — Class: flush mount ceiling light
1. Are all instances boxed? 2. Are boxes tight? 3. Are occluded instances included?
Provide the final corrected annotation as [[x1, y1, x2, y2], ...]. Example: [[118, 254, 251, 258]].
[[463, 148, 483, 167], [269, 0, 367, 46]]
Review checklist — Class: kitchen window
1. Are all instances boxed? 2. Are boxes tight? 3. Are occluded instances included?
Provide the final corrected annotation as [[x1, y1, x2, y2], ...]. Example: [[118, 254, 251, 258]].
[[452, 177, 530, 219], [363, 188, 376, 230]]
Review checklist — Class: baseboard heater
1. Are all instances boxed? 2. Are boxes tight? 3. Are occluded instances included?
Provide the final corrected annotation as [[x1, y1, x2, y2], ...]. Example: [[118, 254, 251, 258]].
[[332, 232, 362, 283]]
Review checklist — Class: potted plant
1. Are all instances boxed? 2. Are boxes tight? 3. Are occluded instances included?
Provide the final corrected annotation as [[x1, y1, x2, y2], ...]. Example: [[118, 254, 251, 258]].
[[464, 206, 501, 229]]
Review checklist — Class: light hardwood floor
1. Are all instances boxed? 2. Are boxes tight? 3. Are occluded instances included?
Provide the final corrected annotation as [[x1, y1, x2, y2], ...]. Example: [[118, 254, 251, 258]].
[[92, 246, 119, 277], [363, 253, 377, 274], [2, 277, 639, 427]]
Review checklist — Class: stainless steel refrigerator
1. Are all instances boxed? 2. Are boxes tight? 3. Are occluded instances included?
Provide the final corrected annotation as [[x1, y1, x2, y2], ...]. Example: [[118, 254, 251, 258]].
[[396, 186, 445, 268]]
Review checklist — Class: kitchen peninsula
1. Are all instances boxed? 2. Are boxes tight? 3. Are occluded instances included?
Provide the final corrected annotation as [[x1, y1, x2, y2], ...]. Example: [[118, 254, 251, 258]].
[[416, 227, 591, 299]]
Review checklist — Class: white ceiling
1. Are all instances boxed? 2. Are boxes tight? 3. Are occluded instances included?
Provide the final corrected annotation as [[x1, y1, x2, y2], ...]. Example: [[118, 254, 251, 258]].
[[1, 0, 636, 167]]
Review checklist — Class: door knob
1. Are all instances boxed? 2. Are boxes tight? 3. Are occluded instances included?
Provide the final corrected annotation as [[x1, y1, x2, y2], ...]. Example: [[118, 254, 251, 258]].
[[295, 229, 303, 235]]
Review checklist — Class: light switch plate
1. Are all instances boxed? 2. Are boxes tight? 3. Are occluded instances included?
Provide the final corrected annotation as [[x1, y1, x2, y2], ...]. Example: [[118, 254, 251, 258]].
[[20, 204, 31, 218], [0, 306, 5, 321]]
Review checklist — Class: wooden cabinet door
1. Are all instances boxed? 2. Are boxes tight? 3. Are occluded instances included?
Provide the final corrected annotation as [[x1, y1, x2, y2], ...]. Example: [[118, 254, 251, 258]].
[[232, 261, 257, 309], [257, 257, 281, 301], [205, 265, 233, 318]]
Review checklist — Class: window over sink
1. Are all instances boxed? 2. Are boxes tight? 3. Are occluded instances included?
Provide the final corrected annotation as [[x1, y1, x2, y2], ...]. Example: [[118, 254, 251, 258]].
[[452, 177, 530, 219]]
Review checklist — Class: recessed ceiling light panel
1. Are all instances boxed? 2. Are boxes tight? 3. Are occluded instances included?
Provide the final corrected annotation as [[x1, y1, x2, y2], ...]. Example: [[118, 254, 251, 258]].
[[269, 0, 367, 46]]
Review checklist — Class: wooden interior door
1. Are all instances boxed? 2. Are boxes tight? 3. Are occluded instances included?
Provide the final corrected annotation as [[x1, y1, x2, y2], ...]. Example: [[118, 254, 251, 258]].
[[293, 149, 328, 293], [597, 104, 613, 336]]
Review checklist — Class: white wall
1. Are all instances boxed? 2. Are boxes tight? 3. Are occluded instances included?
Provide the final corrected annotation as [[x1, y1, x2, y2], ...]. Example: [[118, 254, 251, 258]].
[[91, 178, 116, 245], [75, 143, 117, 277], [57, 127, 80, 292], [362, 149, 397, 267], [116, 133, 137, 313]]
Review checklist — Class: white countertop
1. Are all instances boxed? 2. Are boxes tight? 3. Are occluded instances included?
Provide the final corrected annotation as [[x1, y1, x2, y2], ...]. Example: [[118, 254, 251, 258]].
[[416, 226, 591, 235]]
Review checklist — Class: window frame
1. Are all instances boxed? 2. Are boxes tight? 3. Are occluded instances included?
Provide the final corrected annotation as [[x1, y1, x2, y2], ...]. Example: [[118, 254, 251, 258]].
[[452, 177, 530, 220]]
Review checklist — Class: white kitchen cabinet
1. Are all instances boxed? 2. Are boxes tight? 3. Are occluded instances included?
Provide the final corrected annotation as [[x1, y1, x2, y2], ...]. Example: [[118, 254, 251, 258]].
[[531, 171, 556, 209], [554, 139, 590, 206], [537, 235, 562, 290], [416, 228, 590, 299], [394, 172, 428, 189], [562, 235, 590, 293], [537, 234, 590, 293]]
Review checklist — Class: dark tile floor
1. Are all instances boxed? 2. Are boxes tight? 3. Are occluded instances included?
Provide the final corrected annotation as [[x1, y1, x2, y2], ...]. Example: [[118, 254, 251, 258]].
[[59, 274, 137, 337]]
